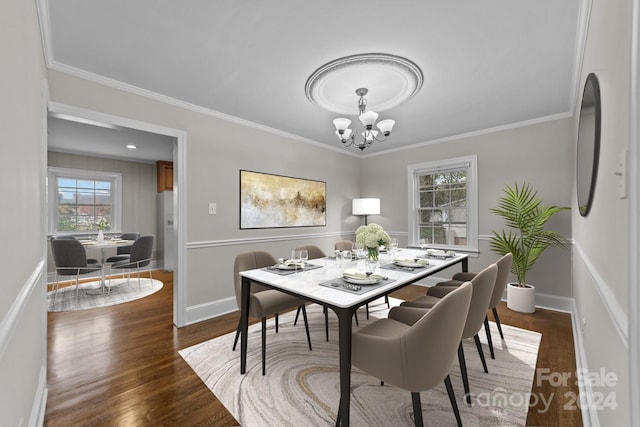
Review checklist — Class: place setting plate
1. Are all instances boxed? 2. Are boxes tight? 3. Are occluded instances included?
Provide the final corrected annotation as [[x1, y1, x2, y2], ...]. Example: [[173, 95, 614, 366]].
[[342, 275, 382, 286], [394, 259, 429, 268]]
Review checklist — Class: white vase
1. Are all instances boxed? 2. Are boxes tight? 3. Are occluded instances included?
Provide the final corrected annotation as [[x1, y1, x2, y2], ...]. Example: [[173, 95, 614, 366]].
[[507, 283, 536, 313], [97, 229, 104, 242]]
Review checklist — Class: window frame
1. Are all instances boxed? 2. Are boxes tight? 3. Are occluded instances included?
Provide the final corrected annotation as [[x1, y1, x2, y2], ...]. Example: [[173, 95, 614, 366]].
[[47, 167, 122, 235], [407, 155, 478, 252]]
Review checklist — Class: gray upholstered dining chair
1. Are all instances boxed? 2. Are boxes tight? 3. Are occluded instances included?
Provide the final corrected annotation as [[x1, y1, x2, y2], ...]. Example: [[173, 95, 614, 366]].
[[231, 250, 312, 375], [52, 235, 100, 265], [350, 281, 472, 427], [106, 232, 141, 263], [50, 238, 103, 305], [334, 240, 354, 251], [398, 263, 498, 405], [108, 235, 155, 292], [428, 253, 513, 359], [292, 244, 361, 341]]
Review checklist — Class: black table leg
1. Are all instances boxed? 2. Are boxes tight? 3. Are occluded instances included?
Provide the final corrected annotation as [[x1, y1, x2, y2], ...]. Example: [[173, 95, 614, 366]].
[[462, 257, 468, 272], [333, 306, 356, 427], [240, 276, 250, 374]]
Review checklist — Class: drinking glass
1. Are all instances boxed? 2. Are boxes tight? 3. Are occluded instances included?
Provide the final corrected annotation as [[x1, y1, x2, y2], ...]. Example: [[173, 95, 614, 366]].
[[419, 238, 429, 250], [299, 249, 308, 270], [291, 249, 299, 273], [390, 238, 399, 254]]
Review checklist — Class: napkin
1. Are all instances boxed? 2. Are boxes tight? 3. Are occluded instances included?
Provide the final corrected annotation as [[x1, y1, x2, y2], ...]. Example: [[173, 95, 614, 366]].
[[426, 249, 456, 256], [342, 268, 383, 280], [394, 256, 428, 265]]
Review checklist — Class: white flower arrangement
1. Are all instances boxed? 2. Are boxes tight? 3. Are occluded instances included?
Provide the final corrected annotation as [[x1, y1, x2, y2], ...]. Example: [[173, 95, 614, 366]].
[[96, 217, 110, 231], [355, 223, 391, 260]]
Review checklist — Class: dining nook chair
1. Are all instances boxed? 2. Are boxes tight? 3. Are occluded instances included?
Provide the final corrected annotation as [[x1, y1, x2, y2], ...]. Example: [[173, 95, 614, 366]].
[[105, 232, 141, 263], [50, 237, 103, 306], [107, 235, 155, 292]]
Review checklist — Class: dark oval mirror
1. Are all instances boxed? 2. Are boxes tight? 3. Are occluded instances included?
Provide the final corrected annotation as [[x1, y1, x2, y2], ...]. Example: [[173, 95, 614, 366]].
[[576, 73, 601, 217]]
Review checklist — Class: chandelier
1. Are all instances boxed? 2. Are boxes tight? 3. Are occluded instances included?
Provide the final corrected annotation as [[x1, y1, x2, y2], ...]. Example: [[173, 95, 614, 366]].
[[305, 53, 423, 152], [333, 88, 395, 151]]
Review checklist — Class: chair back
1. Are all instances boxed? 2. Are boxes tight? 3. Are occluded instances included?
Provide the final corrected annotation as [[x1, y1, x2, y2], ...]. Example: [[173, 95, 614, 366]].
[[404, 281, 473, 391], [294, 244, 326, 259], [128, 235, 155, 267], [334, 240, 354, 251], [488, 253, 513, 309], [233, 251, 278, 309], [354, 282, 472, 392], [117, 232, 140, 255], [50, 238, 90, 275], [462, 263, 497, 339]]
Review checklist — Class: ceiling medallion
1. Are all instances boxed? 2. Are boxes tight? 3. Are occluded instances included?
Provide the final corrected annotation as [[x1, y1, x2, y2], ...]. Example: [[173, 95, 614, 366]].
[[305, 53, 423, 150]]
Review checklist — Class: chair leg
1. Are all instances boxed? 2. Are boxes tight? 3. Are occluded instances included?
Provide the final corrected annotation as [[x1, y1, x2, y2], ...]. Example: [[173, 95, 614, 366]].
[[444, 375, 463, 427], [293, 306, 301, 325], [366, 303, 370, 320], [385, 294, 390, 308], [484, 315, 495, 359], [301, 305, 312, 351], [232, 322, 241, 351], [458, 343, 471, 405], [474, 334, 489, 373], [261, 317, 267, 376], [275, 313, 279, 333], [411, 391, 424, 427], [354, 311, 359, 326], [323, 306, 329, 341], [492, 307, 505, 339]]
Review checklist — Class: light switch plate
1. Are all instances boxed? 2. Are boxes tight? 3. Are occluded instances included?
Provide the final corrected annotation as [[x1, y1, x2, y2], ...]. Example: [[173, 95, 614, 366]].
[[617, 149, 628, 199], [208, 202, 217, 215]]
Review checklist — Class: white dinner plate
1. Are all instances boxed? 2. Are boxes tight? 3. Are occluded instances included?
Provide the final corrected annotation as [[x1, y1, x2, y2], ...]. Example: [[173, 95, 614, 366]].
[[426, 250, 456, 258], [342, 276, 382, 285], [277, 263, 301, 270], [394, 260, 428, 268]]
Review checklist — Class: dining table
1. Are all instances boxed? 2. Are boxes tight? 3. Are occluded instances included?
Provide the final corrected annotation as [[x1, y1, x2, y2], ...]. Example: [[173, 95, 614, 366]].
[[80, 238, 136, 293], [238, 247, 468, 426]]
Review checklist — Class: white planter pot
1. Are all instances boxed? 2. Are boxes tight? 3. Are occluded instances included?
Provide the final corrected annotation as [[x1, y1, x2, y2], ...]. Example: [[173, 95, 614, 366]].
[[507, 283, 536, 313]]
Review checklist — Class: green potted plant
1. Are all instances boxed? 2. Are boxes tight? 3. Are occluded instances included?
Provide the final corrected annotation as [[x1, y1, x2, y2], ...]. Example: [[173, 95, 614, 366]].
[[489, 182, 569, 313]]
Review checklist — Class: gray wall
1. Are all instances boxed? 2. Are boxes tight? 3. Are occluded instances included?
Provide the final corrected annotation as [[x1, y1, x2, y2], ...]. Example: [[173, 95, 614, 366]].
[[46, 151, 159, 270], [361, 118, 574, 297], [0, 0, 48, 424], [571, 0, 632, 425]]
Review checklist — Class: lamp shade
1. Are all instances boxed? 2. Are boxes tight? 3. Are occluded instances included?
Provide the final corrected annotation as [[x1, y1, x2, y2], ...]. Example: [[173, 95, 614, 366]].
[[352, 198, 380, 215]]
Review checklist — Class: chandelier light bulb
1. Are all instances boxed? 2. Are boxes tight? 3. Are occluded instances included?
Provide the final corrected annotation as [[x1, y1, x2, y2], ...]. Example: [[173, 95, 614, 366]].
[[376, 119, 395, 135], [333, 118, 351, 132], [358, 110, 379, 129]]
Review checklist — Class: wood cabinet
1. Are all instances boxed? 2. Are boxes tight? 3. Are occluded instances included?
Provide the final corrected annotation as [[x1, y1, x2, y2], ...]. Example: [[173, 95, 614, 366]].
[[157, 161, 173, 192]]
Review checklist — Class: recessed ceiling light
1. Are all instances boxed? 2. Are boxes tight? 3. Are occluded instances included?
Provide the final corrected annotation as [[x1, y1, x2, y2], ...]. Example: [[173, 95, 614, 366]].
[[126, 144, 137, 150]]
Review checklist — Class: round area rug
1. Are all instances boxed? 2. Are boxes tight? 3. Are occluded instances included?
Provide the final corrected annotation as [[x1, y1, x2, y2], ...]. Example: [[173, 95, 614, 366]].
[[47, 278, 163, 312]]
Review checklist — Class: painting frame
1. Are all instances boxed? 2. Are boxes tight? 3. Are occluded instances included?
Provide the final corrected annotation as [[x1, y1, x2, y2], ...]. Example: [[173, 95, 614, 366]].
[[239, 170, 326, 229]]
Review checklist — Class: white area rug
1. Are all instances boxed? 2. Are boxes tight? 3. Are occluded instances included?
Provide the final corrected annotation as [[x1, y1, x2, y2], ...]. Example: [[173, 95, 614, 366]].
[[47, 278, 163, 312], [180, 299, 541, 427]]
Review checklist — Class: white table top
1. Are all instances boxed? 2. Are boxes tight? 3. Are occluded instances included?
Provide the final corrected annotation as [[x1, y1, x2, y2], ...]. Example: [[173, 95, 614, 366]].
[[240, 248, 468, 309], [79, 239, 135, 248]]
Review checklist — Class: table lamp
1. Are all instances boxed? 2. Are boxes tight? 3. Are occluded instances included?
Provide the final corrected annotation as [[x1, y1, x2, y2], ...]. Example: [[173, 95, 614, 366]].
[[352, 198, 380, 225]]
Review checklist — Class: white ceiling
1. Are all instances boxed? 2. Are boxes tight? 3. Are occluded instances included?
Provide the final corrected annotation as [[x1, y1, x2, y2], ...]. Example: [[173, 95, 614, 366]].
[[42, 0, 584, 157]]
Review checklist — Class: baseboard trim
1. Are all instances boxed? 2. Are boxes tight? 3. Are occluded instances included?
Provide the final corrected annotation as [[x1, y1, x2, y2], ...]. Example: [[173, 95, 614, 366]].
[[570, 300, 600, 427], [29, 366, 47, 427], [186, 296, 237, 325]]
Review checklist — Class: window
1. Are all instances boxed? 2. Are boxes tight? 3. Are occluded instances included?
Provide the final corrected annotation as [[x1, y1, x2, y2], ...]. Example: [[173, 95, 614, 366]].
[[408, 156, 477, 252], [48, 167, 122, 234]]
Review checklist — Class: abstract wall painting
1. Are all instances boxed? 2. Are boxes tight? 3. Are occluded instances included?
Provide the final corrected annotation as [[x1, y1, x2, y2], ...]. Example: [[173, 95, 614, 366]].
[[240, 170, 326, 229]]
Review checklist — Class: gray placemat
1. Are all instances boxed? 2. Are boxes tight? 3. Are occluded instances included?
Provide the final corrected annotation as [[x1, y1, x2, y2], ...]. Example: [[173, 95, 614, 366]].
[[262, 263, 322, 276], [318, 277, 395, 295]]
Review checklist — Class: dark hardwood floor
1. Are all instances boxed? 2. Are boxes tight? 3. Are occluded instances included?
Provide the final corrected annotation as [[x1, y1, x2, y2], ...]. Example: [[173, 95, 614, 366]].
[[45, 271, 582, 426]]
